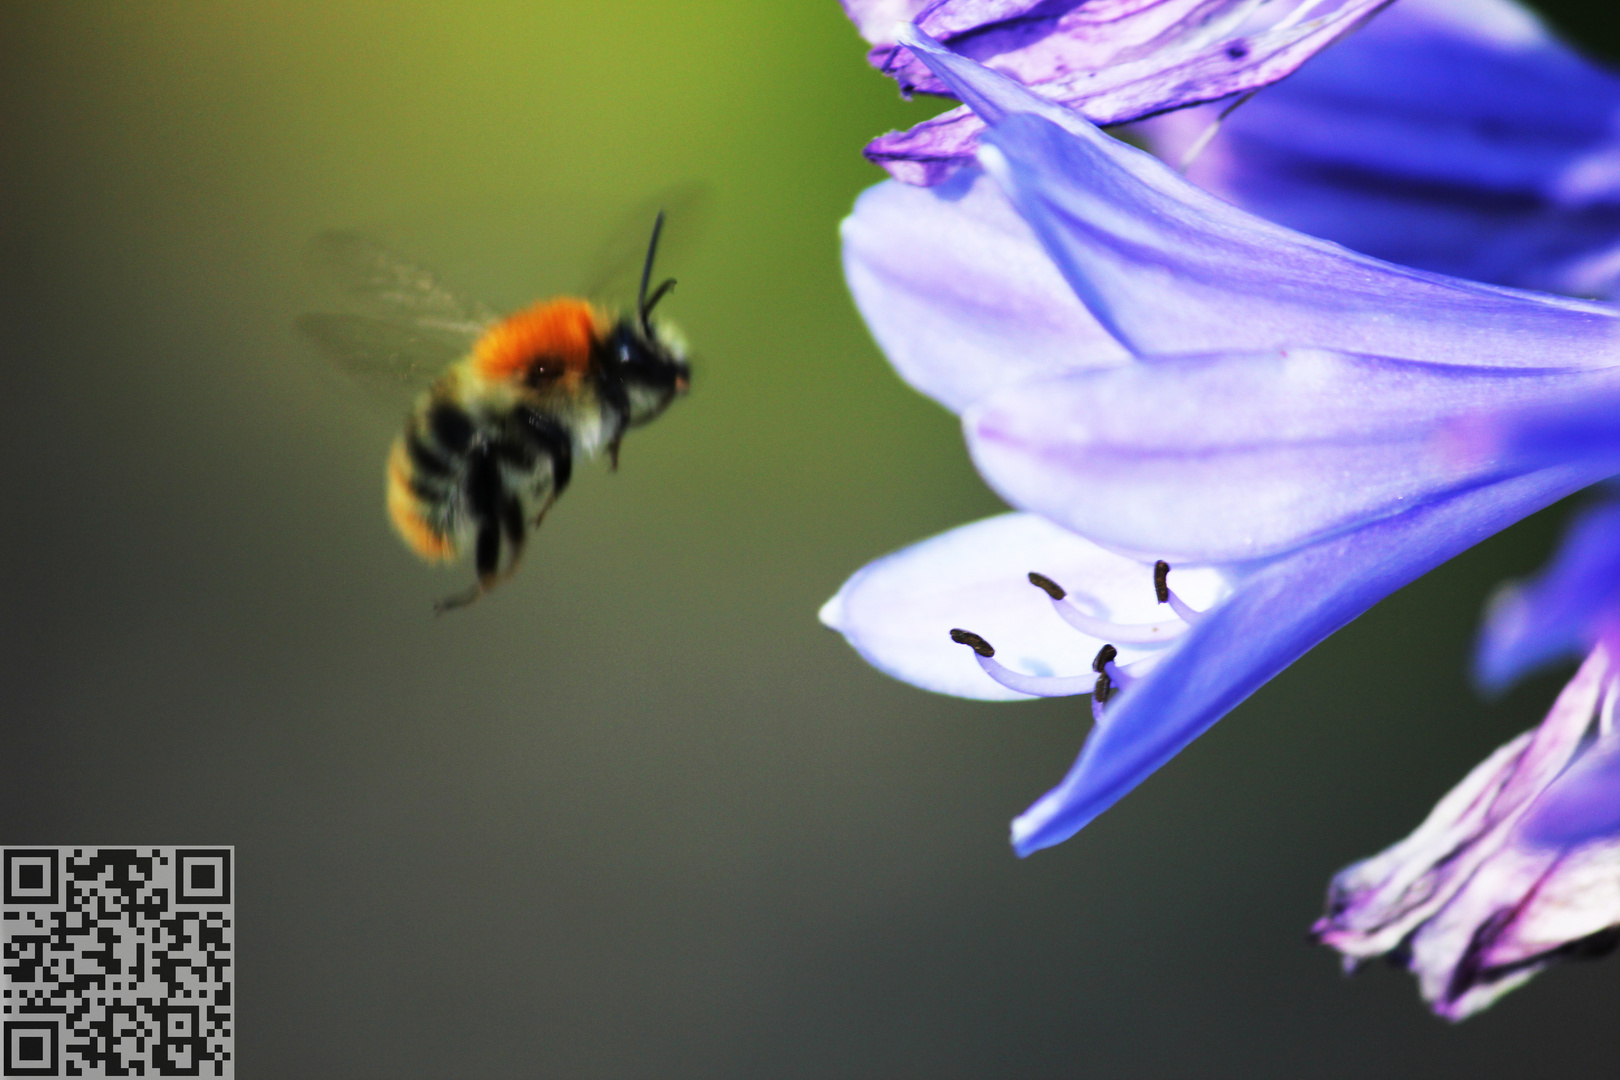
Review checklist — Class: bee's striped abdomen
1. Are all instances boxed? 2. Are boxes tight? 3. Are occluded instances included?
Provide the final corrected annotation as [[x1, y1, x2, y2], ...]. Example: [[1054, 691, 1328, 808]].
[[386, 398, 479, 562]]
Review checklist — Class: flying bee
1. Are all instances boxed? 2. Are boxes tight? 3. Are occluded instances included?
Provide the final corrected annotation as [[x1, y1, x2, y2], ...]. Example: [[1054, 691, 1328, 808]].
[[299, 212, 692, 612]]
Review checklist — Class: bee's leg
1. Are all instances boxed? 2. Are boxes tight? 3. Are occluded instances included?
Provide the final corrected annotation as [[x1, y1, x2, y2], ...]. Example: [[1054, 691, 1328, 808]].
[[432, 520, 499, 614], [435, 446, 503, 613], [595, 384, 630, 473], [499, 497, 526, 580], [605, 416, 631, 472], [515, 409, 572, 525]]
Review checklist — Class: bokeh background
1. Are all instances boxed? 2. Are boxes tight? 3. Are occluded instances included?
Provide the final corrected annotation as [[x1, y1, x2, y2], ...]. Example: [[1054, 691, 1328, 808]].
[[4, 2, 1620, 1076]]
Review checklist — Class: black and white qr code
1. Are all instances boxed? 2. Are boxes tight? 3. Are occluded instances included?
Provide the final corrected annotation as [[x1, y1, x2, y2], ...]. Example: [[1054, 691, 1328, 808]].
[[2, 848, 232, 1078]]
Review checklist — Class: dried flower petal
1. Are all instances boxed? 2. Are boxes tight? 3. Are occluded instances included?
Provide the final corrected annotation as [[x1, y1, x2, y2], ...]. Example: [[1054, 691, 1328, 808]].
[[1315, 647, 1620, 1019]]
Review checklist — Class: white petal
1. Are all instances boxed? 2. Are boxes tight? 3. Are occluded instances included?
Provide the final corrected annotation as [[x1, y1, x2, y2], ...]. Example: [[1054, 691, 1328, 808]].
[[820, 512, 1223, 700]]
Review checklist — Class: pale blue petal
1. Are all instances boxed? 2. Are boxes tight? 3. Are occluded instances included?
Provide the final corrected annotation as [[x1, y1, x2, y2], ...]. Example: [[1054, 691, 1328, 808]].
[[965, 348, 1620, 562], [840, 0, 928, 46], [1012, 465, 1603, 855], [819, 512, 1224, 701], [893, 27, 1620, 367], [842, 166, 1128, 415]]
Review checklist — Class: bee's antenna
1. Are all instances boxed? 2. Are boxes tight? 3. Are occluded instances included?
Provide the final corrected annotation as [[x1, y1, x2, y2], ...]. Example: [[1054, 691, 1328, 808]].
[[638, 210, 677, 335]]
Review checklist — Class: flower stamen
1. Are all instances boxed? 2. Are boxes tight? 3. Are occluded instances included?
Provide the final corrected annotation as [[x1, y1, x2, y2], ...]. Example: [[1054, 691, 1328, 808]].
[[1155, 560, 1206, 624], [1090, 643, 1140, 705], [950, 628, 1099, 697], [1027, 571, 1191, 643]]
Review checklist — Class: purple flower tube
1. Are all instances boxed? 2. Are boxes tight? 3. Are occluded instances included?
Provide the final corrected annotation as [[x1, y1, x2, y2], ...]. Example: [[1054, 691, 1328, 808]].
[[824, 29, 1620, 859]]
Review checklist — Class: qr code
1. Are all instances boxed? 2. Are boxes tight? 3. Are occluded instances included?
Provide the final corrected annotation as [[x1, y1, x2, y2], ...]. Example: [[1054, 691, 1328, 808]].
[[3, 848, 233, 1078]]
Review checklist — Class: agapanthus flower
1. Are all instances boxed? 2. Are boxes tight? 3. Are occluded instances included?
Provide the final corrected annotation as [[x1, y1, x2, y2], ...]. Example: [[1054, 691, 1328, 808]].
[[1314, 500, 1620, 1018], [1136, 0, 1620, 298], [822, 27, 1620, 856], [842, 0, 1396, 185], [1476, 495, 1620, 692]]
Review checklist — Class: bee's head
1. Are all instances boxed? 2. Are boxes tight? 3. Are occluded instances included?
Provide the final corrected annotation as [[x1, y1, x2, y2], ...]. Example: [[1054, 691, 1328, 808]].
[[603, 316, 690, 424], [600, 208, 691, 425]]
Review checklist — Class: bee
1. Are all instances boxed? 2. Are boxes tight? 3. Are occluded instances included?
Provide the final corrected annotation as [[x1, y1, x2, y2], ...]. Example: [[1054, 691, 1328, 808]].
[[299, 213, 692, 611]]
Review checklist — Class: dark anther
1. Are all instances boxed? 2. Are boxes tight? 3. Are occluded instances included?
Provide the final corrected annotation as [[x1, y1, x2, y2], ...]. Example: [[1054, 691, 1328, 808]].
[[1091, 644, 1117, 674], [1028, 572, 1066, 600], [1154, 560, 1171, 604], [950, 628, 995, 658], [1094, 671, 1115, 704]]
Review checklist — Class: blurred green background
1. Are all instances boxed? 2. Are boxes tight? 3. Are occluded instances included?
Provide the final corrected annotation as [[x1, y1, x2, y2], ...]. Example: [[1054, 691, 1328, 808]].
[[3, 2, 1618, 1076]]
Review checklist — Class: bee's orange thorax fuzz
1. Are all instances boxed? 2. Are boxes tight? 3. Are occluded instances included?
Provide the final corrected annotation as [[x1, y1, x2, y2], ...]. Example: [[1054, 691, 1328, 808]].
[[387, 441, 456, 561], [472, 297, 603, 383]]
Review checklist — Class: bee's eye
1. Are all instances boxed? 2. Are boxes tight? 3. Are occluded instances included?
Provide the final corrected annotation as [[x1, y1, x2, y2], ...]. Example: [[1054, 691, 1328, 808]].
[[619, 343, 632, 364]]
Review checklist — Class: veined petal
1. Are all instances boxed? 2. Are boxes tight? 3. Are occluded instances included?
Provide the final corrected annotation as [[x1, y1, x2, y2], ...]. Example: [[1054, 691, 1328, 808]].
[[1477, 497, 1620, 692], [966, 348, 1618, 561], [864, 0, 1396, 185], [1011, 465, 1602, 855], [893, 28, 1620, 366], [818, 512, 1225, 701], [842, 166, 1128, 415], [1140, 0, 1620, 296]]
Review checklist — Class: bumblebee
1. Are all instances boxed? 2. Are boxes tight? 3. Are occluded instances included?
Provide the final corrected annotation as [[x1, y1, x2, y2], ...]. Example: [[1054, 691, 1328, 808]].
[[300, 214, 691, 611]]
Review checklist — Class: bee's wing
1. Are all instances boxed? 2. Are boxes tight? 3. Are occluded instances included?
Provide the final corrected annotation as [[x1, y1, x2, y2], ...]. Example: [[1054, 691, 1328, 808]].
[[299, 231, 498, 409], [306, 230, 499, 334], [296, 313, 467, 410], [580, 181, 712, 310]]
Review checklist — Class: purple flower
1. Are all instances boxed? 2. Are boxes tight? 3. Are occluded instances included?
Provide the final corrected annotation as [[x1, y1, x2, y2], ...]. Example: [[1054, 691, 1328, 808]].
[[1136, 0, 1620, 297], [1476, 495, 1620, 693], [842, 0, 1396, 185], [1313, 645, 1620, 1020], [822, 28, 1620, 855]]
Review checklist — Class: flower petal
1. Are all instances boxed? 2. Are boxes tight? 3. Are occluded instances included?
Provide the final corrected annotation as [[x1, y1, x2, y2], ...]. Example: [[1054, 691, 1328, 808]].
[[1476, 497, 1620, 692], [1140, 0, 1620, 296], [1402, 840, 1615, 1021], [893, 28, 1620, 365], [841, 0, 930, 46], [965, 348, 1617, 561], [865, 0, 1397, 185], [1476, 383, 1620, 477], [818, 511, 1225, 701], [842, 166, 1128, 415], [1519, 732, 1620, 850], [1311, 646, 1620, 1019], [1010, 465, 1600, 855]]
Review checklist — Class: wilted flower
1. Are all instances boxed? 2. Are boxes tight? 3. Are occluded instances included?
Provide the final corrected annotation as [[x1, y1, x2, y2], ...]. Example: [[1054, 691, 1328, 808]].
[[1137, 0, 1620, 298], [1316, 500, 1620, 1017], [1312, 644, 1620, 1020], [823, 28, 1620, 855], [842, 0, 1396, 184]]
